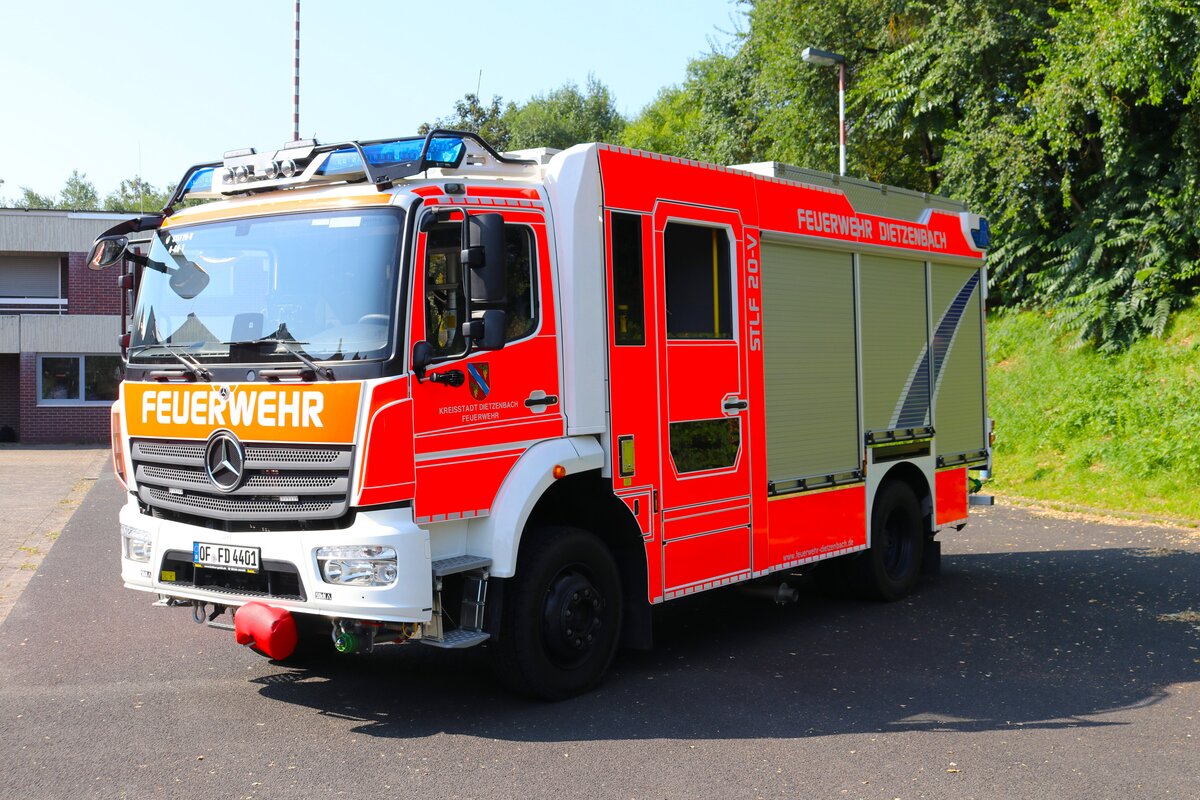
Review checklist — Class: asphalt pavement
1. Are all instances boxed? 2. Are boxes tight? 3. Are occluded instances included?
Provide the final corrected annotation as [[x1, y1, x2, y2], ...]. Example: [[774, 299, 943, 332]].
[[1, 472, 1197, 799]]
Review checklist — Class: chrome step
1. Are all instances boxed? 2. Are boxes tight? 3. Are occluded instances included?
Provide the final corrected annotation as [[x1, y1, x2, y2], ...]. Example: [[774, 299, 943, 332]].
[[432, 555, 492, 577], [421, 629, 490, 649], [969, 494, 995, 506]]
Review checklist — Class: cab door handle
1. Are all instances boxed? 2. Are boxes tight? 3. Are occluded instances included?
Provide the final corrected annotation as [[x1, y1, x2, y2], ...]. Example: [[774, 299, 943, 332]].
[[524, 392, 559, 411]]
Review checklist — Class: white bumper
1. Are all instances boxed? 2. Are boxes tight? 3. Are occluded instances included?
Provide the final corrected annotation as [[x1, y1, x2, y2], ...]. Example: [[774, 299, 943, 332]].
[[119, 497, 433, 623]]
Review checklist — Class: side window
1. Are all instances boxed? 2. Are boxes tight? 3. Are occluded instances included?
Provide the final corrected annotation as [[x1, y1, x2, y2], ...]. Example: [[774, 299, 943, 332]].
[[424, 223, 467, 358], [423, 219, 538, 359], [664, 222, 732, 340], [504, 225, 537, 341], [610, 212, 645, 345]]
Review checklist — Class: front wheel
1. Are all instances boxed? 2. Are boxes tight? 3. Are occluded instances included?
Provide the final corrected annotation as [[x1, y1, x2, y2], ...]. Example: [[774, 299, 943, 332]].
[[853, 481, 925, 601], [492, 526, 623, 700]]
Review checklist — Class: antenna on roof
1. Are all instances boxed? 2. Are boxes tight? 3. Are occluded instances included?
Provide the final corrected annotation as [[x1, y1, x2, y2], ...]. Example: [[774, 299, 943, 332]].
[[293, 0, 301, 142]]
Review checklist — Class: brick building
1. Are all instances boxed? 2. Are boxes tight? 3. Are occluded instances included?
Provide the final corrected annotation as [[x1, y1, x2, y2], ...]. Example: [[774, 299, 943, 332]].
[[1, 209, 133, 443]]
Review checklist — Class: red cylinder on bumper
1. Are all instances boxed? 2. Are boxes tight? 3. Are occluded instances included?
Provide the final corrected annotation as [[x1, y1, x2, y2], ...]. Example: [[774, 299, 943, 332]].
[[234, 602, 298, 660]]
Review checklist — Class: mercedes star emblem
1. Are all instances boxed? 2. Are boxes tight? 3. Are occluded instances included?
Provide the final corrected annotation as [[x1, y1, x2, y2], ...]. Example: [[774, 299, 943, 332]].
[[204, 430, 246, 493]]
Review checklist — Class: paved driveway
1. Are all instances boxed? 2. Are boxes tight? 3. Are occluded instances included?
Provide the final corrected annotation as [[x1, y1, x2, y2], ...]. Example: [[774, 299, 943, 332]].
[[1, 473, 1197, 799]]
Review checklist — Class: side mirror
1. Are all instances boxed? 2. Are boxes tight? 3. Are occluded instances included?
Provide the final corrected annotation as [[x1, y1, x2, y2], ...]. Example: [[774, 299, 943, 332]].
[[477, 310, 507, 351], [461, 309, 508, 351], [462, 213, 506, 308], [86, 235, 128, 271], [412, 341, 433, 380]]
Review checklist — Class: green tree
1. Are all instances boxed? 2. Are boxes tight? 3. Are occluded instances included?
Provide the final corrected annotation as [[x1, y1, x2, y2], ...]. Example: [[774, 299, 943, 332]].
[[14, 187, 57, 209], [419, 93, 514, 150], [58, 170, 101, 209], [941, 0, 1200, 349], [14, 170, 100, 210], [506, 76, 626, 150], [104, 176, 173, 213], [621, 51, 758, 164]]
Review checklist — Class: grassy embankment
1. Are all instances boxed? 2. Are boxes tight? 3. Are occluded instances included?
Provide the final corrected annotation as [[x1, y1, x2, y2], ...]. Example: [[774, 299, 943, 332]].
[[986, 304, 1200, 524]]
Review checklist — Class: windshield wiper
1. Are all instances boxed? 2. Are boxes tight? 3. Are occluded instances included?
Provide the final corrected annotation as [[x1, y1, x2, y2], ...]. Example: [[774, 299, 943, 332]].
[[128, 342, 212, 381], [229, 337, 336, 381]]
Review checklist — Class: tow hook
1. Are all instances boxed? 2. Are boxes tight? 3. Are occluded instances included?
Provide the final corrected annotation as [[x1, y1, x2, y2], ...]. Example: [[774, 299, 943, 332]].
[[191, 600, 227, 625]]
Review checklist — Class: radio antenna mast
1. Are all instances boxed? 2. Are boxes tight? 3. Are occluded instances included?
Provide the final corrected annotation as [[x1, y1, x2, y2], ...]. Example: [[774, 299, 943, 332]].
[[293, 0, 301, 141]]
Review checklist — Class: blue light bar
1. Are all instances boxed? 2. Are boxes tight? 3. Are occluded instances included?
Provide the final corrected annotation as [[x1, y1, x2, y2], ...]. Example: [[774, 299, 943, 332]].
[[318, 136, 466, 177], [182, 167, 215, 195]]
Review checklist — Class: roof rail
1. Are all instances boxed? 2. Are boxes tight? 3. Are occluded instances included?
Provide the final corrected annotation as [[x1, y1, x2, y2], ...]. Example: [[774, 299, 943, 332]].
[[162, 130, 537, 214]]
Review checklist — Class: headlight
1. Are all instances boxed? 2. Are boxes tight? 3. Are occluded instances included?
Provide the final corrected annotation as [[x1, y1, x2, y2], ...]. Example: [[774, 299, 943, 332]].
[[316, 545, 398, 587], [121, 525, 152, 562]]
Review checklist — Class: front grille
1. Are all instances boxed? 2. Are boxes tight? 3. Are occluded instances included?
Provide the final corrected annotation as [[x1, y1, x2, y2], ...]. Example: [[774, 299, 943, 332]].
[[132, 438, 352, 522]]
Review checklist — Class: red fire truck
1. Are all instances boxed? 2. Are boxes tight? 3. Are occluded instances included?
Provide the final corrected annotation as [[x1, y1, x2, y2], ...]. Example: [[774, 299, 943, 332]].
[[89, 131, 991, 699]]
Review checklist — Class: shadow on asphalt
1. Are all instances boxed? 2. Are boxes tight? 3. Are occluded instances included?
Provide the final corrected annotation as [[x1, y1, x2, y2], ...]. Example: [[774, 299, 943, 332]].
[[250, 546, 1200, 741]]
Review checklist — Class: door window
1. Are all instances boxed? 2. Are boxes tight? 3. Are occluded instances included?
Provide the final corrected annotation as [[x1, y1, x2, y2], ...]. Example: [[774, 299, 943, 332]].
[[664, 222, 732, 340], [423, 221, 538, 359]]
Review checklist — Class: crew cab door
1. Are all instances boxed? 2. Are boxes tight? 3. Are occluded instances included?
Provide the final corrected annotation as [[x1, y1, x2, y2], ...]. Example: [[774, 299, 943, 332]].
[[653, 204, 753, 596], [408, 205, 563, 523]]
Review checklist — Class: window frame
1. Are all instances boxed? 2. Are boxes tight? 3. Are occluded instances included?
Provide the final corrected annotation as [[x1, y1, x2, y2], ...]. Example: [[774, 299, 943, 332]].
[[420, 217, 541, 364], [662, 220, 737, 342], [36, 354, 123, 407], [609, 211, 647, 347]]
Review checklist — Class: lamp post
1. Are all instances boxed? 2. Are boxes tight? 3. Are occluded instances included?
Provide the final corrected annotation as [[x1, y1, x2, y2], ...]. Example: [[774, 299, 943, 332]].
[[801, 47, 846, 176]]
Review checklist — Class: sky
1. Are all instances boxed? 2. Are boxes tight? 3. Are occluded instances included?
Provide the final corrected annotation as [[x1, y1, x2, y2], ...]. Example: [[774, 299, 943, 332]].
[[0, 0, 742, 202]]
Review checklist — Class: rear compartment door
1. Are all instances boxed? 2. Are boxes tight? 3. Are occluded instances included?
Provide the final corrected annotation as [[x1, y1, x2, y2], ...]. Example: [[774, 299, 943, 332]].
[[653, 203, 753, 596]]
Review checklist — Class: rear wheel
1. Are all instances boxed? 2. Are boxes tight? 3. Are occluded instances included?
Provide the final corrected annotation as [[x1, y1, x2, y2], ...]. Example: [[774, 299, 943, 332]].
[[854, 481, 924, 601], [492, 526, 623, 700]]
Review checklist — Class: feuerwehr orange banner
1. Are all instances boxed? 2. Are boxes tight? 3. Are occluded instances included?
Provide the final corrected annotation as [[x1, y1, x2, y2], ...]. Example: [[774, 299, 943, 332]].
[[123, 382, 362, 444]]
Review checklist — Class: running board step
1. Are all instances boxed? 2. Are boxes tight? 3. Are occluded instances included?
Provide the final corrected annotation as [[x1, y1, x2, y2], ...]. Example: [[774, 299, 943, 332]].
[[421, 629, 490, 649], [432, 555, 492, 577]]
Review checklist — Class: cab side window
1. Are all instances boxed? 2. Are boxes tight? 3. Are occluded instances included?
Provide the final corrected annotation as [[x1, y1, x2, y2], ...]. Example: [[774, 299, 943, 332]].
[[423, 220, 538, 359], [503, 226, 537, 341], [425, 223, 467, 358]]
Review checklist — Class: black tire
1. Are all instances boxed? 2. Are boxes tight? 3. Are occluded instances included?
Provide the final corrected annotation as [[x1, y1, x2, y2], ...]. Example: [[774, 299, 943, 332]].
[[853, 480, 924, 601], [492, 526, 623, 700]]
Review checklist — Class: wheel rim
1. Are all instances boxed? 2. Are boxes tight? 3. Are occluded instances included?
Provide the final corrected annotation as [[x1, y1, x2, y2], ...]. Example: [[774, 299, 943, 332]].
[[880, 506, 914, 579], [540, 566, 606, 668]]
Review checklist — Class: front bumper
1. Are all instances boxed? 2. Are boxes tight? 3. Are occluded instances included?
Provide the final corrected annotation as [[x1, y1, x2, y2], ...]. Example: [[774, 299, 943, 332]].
[[119, 497, 433, 623]]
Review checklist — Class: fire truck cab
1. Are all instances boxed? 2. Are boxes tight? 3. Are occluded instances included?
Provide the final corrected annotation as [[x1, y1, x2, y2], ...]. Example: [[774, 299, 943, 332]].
[[91, 131, 991, 699]]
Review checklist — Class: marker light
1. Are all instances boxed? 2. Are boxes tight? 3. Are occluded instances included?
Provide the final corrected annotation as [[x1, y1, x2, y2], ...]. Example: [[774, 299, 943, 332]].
[[316, 545, 398, 587]]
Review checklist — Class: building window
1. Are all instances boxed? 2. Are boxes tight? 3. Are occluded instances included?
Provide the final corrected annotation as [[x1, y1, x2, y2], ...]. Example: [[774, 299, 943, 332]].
[[38, 355, 122, 405]]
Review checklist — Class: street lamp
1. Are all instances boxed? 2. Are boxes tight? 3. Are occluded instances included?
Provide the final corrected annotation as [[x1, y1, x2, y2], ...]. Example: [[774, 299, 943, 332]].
[[801, 47, 847, 176]]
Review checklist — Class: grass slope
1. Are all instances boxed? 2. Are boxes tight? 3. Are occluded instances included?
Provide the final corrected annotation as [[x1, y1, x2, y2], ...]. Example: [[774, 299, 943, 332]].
[[986, 304, 1200, 522]]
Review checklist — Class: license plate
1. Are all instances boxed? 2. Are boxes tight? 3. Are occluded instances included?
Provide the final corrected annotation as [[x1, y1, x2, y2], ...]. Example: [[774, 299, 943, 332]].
[[193, 542, 260, 573]]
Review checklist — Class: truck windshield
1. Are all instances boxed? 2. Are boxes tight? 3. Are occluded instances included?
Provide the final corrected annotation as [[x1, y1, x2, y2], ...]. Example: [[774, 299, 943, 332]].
[[129, 208, 403, 364]]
